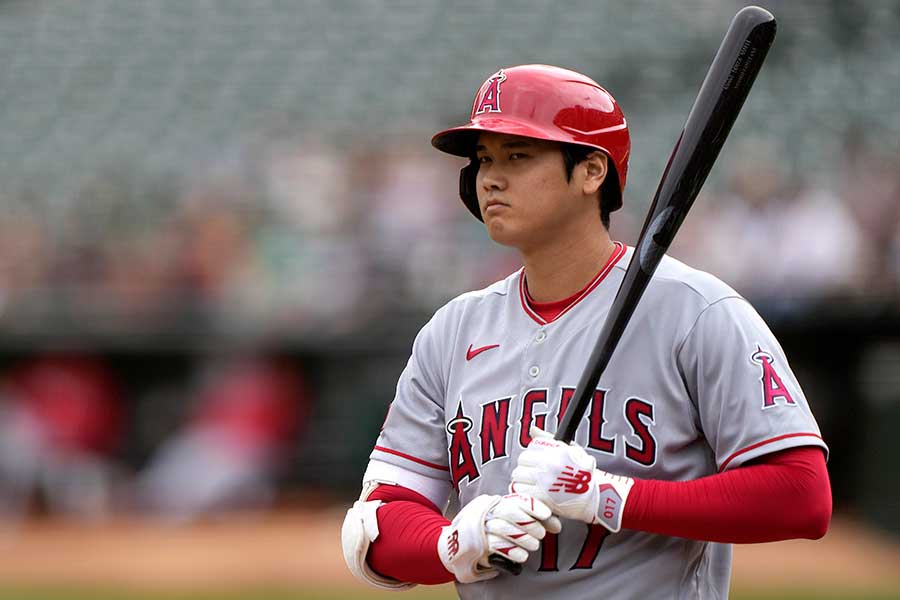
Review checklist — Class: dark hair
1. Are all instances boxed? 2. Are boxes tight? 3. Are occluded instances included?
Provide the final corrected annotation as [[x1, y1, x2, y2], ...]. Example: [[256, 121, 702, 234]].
[[560, 143, 618, 230]]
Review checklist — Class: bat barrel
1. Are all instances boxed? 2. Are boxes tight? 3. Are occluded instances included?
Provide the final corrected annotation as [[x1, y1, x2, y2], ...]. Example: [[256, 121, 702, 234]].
[[644, 6, 775, 255], [661, 9, 774, 227]]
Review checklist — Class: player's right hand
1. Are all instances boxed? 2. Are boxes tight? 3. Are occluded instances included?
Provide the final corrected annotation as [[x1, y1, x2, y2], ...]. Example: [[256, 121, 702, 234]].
[[437, 492, 562, 583]]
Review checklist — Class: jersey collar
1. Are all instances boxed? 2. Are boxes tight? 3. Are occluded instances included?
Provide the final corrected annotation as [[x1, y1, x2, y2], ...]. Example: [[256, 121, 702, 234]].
[[519, 241, 626, 326]]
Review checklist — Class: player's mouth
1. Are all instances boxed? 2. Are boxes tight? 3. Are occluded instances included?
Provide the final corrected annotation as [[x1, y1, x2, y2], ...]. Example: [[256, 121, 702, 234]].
[[483, 199, 509, 215]]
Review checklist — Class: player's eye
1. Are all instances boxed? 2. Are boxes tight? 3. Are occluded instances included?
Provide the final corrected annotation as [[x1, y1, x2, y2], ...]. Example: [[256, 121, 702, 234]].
[[477, 155, 492, 164], [508, 152, 528, 160]]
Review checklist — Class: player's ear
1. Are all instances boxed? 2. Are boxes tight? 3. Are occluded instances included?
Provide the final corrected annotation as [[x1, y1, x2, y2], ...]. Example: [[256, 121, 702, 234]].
[[582, 152, 608, 196]]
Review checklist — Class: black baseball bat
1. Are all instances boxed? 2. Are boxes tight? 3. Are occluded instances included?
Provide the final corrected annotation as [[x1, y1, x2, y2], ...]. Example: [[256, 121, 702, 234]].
[[490, 5, 776, 575]]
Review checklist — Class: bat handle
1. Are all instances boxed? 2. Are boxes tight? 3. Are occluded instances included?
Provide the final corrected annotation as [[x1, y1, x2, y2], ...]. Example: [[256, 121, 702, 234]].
[[488, 553, 524, 575]]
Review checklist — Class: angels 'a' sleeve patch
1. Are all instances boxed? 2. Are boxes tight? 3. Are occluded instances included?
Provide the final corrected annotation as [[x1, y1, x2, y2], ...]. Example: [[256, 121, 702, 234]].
[[678, 297, 828, 470]]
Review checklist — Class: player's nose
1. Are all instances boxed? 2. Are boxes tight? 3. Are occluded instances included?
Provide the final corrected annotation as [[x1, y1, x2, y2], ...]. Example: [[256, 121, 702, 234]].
[[479, 164, 507, 192]]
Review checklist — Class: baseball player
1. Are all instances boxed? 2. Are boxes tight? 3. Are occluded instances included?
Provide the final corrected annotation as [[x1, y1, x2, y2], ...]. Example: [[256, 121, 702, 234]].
[[341, 64, 831, 599]]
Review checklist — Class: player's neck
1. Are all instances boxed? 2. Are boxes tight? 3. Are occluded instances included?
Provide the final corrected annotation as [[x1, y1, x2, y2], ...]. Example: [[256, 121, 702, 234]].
[[520, 231, 617, 303]]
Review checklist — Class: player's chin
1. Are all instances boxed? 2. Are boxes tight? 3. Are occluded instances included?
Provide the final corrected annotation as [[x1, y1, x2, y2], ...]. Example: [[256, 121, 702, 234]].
[[483, 217, 521, 247]]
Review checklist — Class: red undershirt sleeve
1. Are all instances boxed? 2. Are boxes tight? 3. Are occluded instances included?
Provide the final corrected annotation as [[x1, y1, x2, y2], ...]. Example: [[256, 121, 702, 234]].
[[365, 446, 830, 584], [622, 446, 831, 543], [366, 484, 454, 585]]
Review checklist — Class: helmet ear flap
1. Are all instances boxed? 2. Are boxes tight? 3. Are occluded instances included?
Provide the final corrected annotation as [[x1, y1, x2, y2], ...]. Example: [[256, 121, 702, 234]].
[[459, 160, 483, 222]]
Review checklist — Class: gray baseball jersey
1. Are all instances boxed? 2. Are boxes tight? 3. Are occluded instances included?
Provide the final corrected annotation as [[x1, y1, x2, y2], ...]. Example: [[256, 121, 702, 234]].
[[367, 243, 827, 600]]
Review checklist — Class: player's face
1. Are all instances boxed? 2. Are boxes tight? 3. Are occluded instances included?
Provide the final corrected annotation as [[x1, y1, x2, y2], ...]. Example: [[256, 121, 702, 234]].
[[474, 132, 601, 252]]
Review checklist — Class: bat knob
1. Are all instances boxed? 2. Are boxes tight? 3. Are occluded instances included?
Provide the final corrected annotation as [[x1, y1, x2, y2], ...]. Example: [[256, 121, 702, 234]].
[[488, 553, 524, 576]]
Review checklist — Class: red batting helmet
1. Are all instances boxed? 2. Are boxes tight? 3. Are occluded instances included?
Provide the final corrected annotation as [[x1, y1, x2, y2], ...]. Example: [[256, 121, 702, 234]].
[[431, 64, 630, 221]]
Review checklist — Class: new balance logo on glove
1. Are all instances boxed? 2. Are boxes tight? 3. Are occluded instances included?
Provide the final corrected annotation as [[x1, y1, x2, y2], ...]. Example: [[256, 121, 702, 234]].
[[549, 465, 592, 494], [446, 529, 461, 559]]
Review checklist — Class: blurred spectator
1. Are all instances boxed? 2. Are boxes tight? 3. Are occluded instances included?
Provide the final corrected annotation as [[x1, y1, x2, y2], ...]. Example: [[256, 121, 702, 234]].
[[774, 183, 869, 301], [174, 177, 260, 305], [0, 198, 49, 314], [262, 137, 355, 236], [672, 140, 868, 313], [135, 356, 310, 524], [99, 227, 181, 319], [0, 355, 124, 523], [256, 139, 371, 331], [839, 138, 900, 297]]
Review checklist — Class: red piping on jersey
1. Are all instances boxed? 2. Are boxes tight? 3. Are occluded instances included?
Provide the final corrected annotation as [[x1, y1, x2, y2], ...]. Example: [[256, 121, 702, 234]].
[[373, 445, 450, 472], [519, 242, 626, 325], [718, 433, 824, 472]]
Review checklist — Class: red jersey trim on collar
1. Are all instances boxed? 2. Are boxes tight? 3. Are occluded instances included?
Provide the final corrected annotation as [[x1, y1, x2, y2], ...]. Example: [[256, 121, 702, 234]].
[[519, 241, 626, 326]]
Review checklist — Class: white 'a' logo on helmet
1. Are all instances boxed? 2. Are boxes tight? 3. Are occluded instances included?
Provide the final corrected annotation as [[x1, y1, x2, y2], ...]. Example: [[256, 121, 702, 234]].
[[473, 70, 507, 115]]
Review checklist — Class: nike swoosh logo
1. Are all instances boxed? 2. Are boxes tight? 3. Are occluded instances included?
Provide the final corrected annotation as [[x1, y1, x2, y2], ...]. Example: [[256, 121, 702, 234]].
[[466, 344, 500, 361]]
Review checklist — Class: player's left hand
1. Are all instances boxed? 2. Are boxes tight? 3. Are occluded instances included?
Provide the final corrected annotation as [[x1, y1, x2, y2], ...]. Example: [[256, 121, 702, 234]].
[[510, 426, 635, 532], [437, 492, 562, 583]]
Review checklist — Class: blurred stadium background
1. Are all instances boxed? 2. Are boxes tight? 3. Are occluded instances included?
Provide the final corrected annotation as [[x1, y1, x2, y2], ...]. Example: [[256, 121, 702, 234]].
[[0, 0, 899, 598]]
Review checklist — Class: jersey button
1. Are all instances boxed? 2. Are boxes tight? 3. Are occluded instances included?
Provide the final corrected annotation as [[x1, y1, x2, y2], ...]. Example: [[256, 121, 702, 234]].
[[529, 365, 540, 377], [535, 330, 547, 342]]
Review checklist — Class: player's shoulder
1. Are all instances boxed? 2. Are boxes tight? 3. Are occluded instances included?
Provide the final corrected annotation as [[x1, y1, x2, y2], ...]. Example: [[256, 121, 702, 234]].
[[442, 270, 518, 311], [419, 269, 518, 332], [619, 246, 742, 308], [655, 253, 741, 304]]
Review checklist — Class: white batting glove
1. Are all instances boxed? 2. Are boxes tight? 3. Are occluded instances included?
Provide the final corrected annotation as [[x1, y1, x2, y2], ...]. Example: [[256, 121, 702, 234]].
[[437, 492, 562, 583], [511, 426, 635, 533]]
